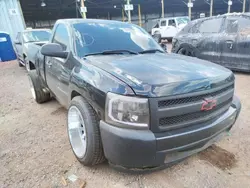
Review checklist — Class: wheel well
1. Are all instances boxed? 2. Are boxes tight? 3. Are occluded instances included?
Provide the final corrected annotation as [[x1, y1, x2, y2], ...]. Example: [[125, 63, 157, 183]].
[[70, 91, 103, 119], [29, 61, 35, 70], [71, 90, 81, 100]]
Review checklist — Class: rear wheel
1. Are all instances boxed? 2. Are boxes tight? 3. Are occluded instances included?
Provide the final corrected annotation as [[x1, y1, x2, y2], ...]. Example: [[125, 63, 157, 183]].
[[28, 70, 50, 103], [67, 96, 105, 166]]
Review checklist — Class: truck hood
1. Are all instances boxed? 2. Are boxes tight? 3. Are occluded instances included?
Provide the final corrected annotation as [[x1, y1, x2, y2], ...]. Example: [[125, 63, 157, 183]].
[[86, 53, 234, 97]]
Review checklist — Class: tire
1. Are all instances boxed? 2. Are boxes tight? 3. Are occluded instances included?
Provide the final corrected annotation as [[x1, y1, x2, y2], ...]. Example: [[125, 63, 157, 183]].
[[67, 96, 105, 166], [28, 70, 50, 104], [178, 47, 193, 56]]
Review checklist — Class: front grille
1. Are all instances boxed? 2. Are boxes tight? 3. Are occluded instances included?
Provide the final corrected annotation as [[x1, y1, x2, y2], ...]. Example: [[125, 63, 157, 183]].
[[150, 82, 235, 132], [159, 97, 232, 127], [158, 84, 234, 108]]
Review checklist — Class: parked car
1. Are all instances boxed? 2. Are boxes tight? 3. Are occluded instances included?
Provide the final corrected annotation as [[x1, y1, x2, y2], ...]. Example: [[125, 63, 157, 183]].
[[151, 16, 190, 42], [15, 29, 51, 71], [172, 13, 250, 72], [28, 19, 241, 171]]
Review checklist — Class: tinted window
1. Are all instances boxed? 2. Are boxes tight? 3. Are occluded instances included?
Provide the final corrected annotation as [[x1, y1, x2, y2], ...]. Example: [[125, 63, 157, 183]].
[[52, 24, 69, 51], [73, 22, 162, 57], [224, 17, 250, 35], [168, 19, 176, 27], [237, 17, 250, 35], [23, 30, 51, 43], [225, 18, 238, 33], [161, 20, 166, 26], [199, 18, 223, 33], [189, 22, 201, 33]]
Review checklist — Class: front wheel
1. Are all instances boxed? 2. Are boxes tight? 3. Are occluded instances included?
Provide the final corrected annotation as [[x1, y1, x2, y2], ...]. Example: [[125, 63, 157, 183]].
[[177, 48, 193, 56], [67, 96, 105, 166]]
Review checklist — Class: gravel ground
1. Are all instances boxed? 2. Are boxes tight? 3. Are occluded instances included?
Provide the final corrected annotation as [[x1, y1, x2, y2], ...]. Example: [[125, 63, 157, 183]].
[[0, 60, 250, 188]]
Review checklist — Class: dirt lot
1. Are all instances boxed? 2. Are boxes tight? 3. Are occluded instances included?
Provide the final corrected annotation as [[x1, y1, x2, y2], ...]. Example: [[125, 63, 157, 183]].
[[0, 60, 250, 188]]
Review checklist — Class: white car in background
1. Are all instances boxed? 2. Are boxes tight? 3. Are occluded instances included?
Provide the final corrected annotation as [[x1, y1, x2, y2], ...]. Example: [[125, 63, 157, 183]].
[[151, 17, 190, 42], [15, 29, 51, 71]]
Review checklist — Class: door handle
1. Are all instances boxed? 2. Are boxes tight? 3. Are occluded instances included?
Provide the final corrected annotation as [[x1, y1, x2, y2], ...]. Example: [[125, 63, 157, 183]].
[[226, 40, 234, 50]]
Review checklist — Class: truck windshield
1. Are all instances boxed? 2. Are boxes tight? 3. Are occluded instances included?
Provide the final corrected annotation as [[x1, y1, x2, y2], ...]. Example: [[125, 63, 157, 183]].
[[176, 17, 190, 25], [73, 22, 162, 57], [23, 30, 51, 43]]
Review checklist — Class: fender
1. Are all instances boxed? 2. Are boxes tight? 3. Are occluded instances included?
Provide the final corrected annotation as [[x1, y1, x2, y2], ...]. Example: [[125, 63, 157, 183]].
[[68, 61, 135, 120]]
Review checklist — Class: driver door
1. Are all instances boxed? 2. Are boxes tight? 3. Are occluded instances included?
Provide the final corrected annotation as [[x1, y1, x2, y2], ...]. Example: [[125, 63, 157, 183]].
[[45, 24, 71, 107], [160, 19, 178, 38], [167, 19, 178, 38]]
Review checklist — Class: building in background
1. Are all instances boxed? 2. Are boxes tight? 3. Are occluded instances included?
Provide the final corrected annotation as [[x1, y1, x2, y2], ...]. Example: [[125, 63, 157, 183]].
[[0, 0, 26, 40]]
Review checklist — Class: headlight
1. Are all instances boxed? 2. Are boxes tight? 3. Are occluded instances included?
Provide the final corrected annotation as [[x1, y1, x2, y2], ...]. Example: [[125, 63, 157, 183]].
[[105, 92, 149, 129]]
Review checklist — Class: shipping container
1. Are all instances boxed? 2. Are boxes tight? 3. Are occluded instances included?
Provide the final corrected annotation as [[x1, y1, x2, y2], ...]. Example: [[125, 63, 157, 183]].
[[0, 0, 26, 40]]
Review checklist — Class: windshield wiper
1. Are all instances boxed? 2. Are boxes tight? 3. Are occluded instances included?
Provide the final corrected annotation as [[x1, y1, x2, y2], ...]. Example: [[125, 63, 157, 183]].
[[85, 50, 138, 57], [139, 49, 165, 54]]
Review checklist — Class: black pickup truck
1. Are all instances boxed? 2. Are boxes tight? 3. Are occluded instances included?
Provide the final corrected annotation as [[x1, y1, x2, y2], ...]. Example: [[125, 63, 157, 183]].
[[28, 19, 241, 171]]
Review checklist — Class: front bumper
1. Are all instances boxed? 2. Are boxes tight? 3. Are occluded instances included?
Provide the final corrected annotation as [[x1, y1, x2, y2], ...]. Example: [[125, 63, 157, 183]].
[[100, 96, 241, 171]]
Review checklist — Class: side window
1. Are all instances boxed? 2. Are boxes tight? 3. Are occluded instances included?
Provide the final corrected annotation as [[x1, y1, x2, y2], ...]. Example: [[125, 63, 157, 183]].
[[52, 24, 69, 51], [237, 17, 250, 36], [168, 19, 176, 27], [225, 18, 239, 34], [161, 20, 166, 27], [199, 18, 223, 33], [189, 22, 201, 33]]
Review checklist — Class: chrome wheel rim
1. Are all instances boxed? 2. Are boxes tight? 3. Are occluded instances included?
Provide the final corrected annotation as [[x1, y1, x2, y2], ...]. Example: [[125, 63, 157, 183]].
[[68, 106, 87, 158], [28, 77, 36, 100]]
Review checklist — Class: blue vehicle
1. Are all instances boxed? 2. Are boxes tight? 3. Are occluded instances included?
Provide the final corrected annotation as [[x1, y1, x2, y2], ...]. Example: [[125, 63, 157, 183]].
[[0, 32, 16, 62]]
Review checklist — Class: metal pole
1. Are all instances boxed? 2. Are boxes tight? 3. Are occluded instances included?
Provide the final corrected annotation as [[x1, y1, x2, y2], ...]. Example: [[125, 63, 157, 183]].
[[138, 4, 142, 27], [228, 4, 231, 13], [81, 0, 86, 19], [17, 0, 26, 29], [210, 0, 213, 17], [127, 0, 131, 23], [122, 8, 125, 22], [188, 0, 192, 19], [243, 0, 246, 13], [161, 0, 165, 18], [76, 0, 78, 18]]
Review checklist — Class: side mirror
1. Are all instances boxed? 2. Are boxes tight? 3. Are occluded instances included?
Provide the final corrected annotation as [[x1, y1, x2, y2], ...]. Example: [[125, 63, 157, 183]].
[[41, 43, 68, 59]]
